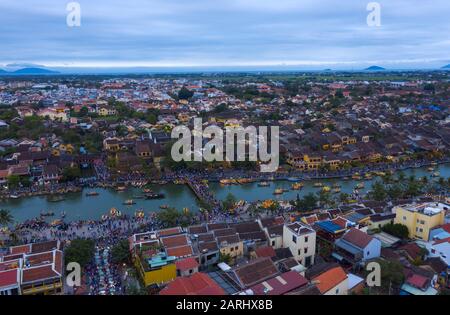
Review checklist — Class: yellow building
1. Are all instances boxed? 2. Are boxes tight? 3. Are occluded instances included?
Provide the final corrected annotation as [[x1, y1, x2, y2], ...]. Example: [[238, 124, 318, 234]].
[[135, 252, 177, 287], [393, 203, 447, 241]]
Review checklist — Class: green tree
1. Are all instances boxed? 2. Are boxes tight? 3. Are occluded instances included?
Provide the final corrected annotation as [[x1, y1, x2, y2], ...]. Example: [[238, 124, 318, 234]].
[[371, 181, 387, 201], [111, 239, 131, 265], [222, 193, 237, 211], [178, 87, 194, 100], [382, 223, 409, 239], [0, 209, 13, 226], [7, 175, 20, 189], [62, 166, 81, 182], [64, 239, 95, 270], [157, 207, 182, 228]]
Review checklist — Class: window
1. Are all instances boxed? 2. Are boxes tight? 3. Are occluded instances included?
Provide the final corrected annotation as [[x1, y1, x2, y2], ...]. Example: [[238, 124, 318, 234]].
[[336, 288, 339, 294], [403, 216, 407, 221], [366, 251, 370, 256], [298, 249, 301, 256], [271, 241, 275, 246], [292, 235, 297, 243], [304, 236, 309, 243], [304, 247, 308, 254], [230, 247, 234, 252]]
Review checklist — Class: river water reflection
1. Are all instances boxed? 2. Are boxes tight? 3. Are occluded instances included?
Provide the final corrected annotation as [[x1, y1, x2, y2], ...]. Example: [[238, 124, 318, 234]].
[[1, 164, 449, 223]]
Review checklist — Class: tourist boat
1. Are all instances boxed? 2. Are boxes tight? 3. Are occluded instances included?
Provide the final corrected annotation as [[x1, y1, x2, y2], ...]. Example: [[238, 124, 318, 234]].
[[51, 219, 63, 227], [322, 186, 331, 192], [258, 181, 270, 187], [431, 162, 438, 166], [431, 171, 440, 177], [145, 193, 165, 199], [291, 182, 304, 190], [352, 173, 362, 180], [123, 199, 136, 205], [273, 188, 284, 195], [9, 194, 19, 199], [427, 167, 435, 172], [40, 211, 55, 217], [220, 179, 231, 185], [313, 182, 323, 188], [116, 186, 126, 192], [355, 182, 365, 189], [86, 191, 99, 197], [376, 171, 386, 177], [134, 210, 145, 218], [47, 195, 65, 202], [287, 177, 300, 182], [109, 208, 121, 217], [142, 188, 152, 193], [364, 173, 373, 180], [159, 204, 169, 209]]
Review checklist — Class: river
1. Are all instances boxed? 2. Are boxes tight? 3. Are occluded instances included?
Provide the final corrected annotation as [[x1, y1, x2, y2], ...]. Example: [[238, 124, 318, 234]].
[[1, 164, 449, 223]]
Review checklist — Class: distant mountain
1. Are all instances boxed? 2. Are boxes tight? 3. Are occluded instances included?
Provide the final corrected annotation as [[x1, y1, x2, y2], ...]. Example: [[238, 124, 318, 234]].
[[0, 69, 7, 73], [442, 64, 450, 69], [13, 67, 59, 74], [364, 65, 385, 71]]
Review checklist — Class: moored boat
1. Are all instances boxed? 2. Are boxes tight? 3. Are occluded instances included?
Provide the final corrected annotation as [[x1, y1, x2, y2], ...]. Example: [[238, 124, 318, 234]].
[[291, 182, 304, 190], [273, 188, 284, 195], [258, 181, 270, 187], [313, 182, 323, 188], [123, 199, 136, 205], [322, 186, 331, 192], [145, 193, 165, 199], [86, 191, 99, 197]]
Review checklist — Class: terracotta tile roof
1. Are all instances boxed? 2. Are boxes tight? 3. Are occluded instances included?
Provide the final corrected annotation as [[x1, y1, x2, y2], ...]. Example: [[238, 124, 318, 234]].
[[175, 257, 199, 272], [406, 274, 429, 290], [233, 257, 280, 288], [399, 243, 423, 259], [312, 266, 347, 294], [250, 271, 308, 295], [22, 265, 60, 283], [10, 244, 31, 255], [158, 227, 182, 237], [161, 234, 188, 248], [0, 269, 19, 288], [160, 272, 225, 295], [166, 245, 193, 258], [342, 228, 374, 249], [255, 246, 276, 258]]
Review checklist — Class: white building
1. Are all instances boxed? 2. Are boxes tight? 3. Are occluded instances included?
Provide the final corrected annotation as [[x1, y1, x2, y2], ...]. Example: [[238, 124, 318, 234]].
[[282, 222, 316, 267]]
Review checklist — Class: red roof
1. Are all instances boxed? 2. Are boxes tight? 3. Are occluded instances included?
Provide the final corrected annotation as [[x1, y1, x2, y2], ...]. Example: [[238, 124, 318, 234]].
[[0, 269, 19, 288], [255, 246, 276, 258], [312, 266, 347, 294], [166, 245, 193, 258], [175, 257, 199, 272], [406, 274, 428, 289], [250, 271, 308, 295], [22, 265, 60, 283], [342, 228, 374, 249], [433, 237, 450, 245], [160, 273, 225, 295]]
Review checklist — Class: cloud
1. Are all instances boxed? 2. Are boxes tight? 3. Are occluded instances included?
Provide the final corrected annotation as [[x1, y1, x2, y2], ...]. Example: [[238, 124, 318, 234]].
[[0, 0, 448, 68]]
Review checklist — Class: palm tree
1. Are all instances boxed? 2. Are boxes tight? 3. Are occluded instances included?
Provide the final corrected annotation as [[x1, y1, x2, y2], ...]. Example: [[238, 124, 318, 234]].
[[0, 209, 13, 226]]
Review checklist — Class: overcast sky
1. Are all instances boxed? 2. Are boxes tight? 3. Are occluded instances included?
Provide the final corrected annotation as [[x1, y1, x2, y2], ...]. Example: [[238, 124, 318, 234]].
[[0, 0, 449, 69]]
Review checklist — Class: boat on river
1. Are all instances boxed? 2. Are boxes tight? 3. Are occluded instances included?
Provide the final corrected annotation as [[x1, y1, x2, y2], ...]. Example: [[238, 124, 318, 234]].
[[322, 186, 331, 192], [47, 195, 65, 202], [355, 182, 365, 189], [352, 173, 362, 180], [431, 171, 440, 177], [145, 193, 165, 199], [291, 182, 304, 190], [135, 210, 145, 218], [40, 211, 55, 217], [116, 186, 126, 192], [313, 182, 323, 188], [159, 204, 169, 209], [86, 191, 99, 197], [123, 199, 136, 205], [109, 208, 121, 217], [258, 181, 270, 187], [9, 194, 19, 199], [287, 177, 300, 182], [273, 188, 284, 195]]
